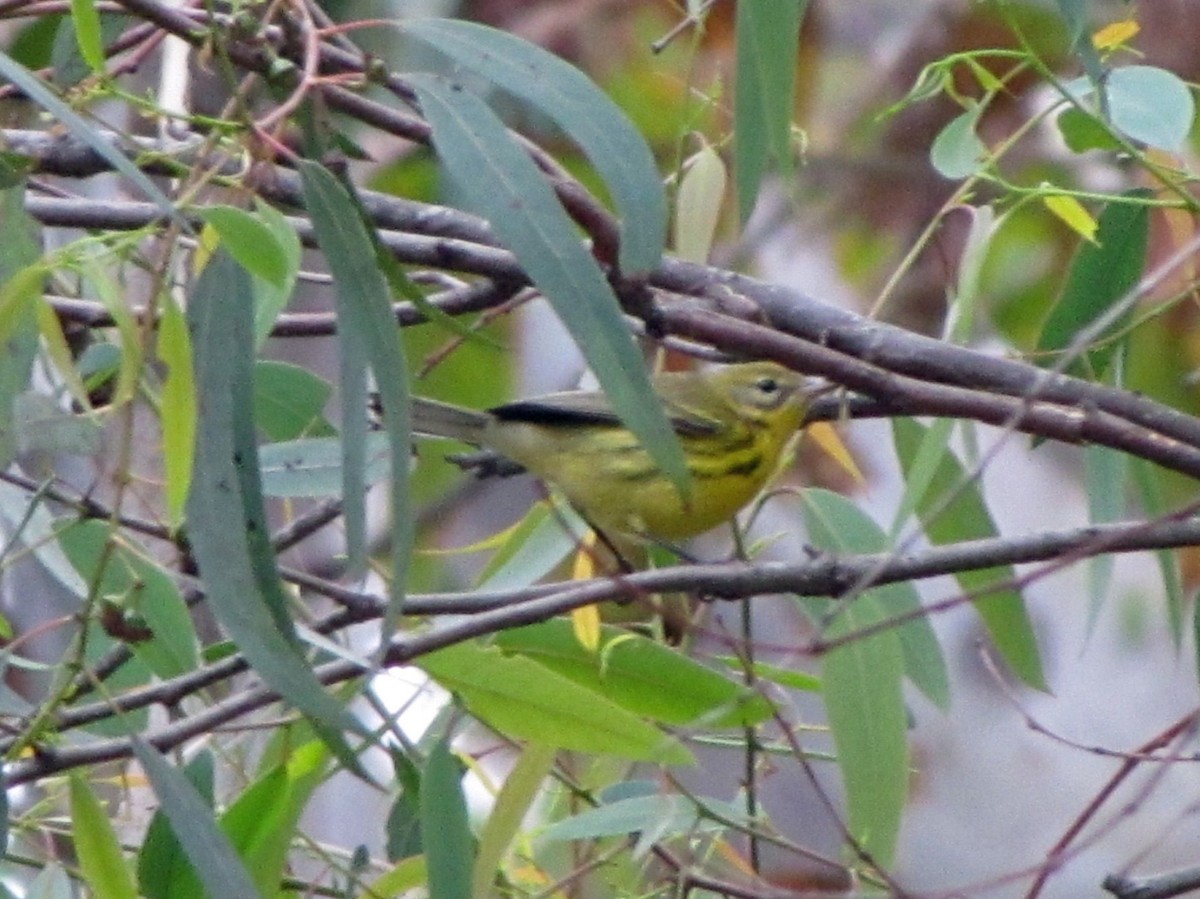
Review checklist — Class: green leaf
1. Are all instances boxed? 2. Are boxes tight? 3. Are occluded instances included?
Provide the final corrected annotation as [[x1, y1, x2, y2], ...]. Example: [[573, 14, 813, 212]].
[[892, 419, 1047, 690], [250, 200, 302, 349], [137, 751, 214, 899], [930, 105, 988, 179], [1036, 189, 1150, 379], [472, 743, 555, 899], [386, 750, 423, 862], [0, 50, 186, 228], [199, 206, 290, 288], [252, 360, 335, 441], [131, 742, 263, 899], [1131, 458, 1185, 644], [58, 519, 199, 679], [68, 0, 104, 74], [402, 19, 667, 274], [299, 161, 410, 598], [218, 741, 328, 898], [1104, 66, 1195, 152], [421, 736, 474, 899], [185, 248, 366, 768], [542, 792, 748, 847], [1084, 443, 1125, 632], [258, 432, 392, 497], [801, 490, 908, 866], [733, 0, 805, 220], [803, 490, 949, 709], [1056, 107, 1121, 153], [494, 619, 774, 727], [52, 13, 125, 87], [475, 500, 585, 591], [70, 774, 138, 899], [408, 74, 690, 497], [0, 176, 42, 469], [420, 642, 691, 763], [674, 143, 727, 264], [158, 295, 195, 528]]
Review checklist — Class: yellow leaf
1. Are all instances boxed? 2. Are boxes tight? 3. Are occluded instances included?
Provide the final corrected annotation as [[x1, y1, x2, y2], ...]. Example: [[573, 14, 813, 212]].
[[1043, 194, 1099, 244], [570, 534, 601, 651], [1093, 19, 1139, 51], [807, 421, 864, 484]]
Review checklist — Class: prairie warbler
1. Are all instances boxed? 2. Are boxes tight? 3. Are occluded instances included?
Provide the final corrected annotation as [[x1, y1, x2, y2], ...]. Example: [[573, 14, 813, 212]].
[[411, 362, 820, 541]]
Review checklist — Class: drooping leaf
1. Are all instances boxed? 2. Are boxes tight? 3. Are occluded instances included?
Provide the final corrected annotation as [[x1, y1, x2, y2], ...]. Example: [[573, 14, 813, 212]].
[[69, 774, 138, 899], [408, 74, 689, 496], [471, 743, 556, 899], [0, 50, 186, 227], [421, 736, 473, 899], [299, 161, 411, 600], [186, 248, 366, 769], [892, 419, 1047, 690], [0, 174, 42, 469], [733, 0, 805, 220], [402, 18, 667, 274], [137, 751, 214, 899], [132, 742, 262, 899], [802, 490, 909, 866], [158, 295, 195, 528]]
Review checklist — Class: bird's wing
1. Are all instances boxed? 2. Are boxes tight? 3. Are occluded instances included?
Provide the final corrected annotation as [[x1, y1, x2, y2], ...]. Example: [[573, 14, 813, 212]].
[[490, 391, 722, 437]]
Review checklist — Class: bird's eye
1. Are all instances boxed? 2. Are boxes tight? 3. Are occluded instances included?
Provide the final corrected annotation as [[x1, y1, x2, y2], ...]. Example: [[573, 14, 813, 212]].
[[756, 376, 780, 394]]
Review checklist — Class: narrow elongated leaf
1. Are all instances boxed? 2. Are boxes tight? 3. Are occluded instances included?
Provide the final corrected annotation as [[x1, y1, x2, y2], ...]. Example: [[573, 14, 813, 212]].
[[0, 175, 41, 469], [403, 19, 666, 274], [186, 249, 365, 766], [409, 74, 689, 495], [542, 793, 748, 844], [299, 161, 410, 599], [218, 741, 328, 898], [472, 743, 556, 899], [892, 419, 1046, 689], [258, 433, 391, 497], [68, 0, 104, 74], [421, 737, 473, 899], [0, 51, 186, 228], [1131, 458, 1184, 643], [69, 774, 138, 899], [420, 642, 691, 763], [158, 295, 195, 527], [802, 490, 908, 866], [494, 619, 774, 726], [132, 742, 262, 899], [674, 144, 727, 264], [250, 201, 302, 349], [1037, 190, 1150, 378], [804, 491, 948, 709], [733, 0, 805, 220], [137, 751, 214, 899]]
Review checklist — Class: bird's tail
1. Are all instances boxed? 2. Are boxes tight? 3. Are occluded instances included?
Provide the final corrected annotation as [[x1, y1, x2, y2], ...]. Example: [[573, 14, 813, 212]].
[[409, 397, 491, 446]]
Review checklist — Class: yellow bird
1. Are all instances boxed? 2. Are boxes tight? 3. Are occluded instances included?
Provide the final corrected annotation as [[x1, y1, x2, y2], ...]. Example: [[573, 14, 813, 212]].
[[410, 361, 820, 541]]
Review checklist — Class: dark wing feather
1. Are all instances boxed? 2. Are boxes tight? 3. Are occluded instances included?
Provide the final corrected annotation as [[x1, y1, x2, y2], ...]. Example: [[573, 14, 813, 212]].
[[490, 391, 722, 437]]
